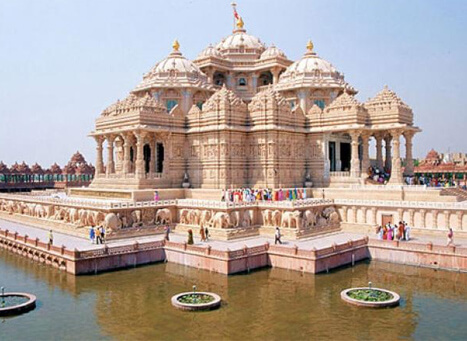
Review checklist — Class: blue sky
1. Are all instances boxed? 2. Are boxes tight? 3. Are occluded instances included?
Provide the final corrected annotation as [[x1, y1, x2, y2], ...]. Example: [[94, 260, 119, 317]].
[[0, 0, 466, 166]]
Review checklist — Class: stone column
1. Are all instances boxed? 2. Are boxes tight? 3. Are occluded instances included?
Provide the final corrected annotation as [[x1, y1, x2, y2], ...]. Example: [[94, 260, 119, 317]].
[[444, 210, 451, 229], [323, 133, 330, 180], [384, 135, 392, 171], [388, 130, 403, 184], [350, 131, 361, 178], [361, 207, 367, 224], [123, 133, 132, 174], [352, 206, 357, 223], [420, 209, 426, 228], [251, 72, 258, 93], [106, 134, 115, 175], [135, 132, 146, 178], [457, 212, 464, 231], [341, 206, 348, 222], [297, 89, 309, 113], [432, 210, 439, 229], [397, 208, 404, 223], [94, 135, 105, 175], [404, 131, 415, 176], [182, 89, 192, 114], [375, 133, 384, 170], [361, 132, 370, 178], [408, 209, 415, 227], [371, 207, 377, 225], [272, 68, 281, 84]]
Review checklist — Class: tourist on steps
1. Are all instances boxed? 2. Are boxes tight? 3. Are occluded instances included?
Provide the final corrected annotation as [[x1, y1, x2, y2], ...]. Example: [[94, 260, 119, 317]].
[[200, 226, 206, 242], [275, 227, 282, 245], [100, 226, 106, 244], [204, 226, 209, 242], [95, 227, 102, 245], [187, 229, 194, 245], [48, 230, 54, 245]]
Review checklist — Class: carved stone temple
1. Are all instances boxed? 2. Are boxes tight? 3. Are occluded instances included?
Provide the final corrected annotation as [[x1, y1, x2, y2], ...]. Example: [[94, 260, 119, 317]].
[[88, 17, 420, 193]]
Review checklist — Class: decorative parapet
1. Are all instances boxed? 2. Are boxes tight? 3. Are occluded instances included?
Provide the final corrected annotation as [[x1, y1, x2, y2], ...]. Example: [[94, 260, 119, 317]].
[[334, 198, 467, 211]]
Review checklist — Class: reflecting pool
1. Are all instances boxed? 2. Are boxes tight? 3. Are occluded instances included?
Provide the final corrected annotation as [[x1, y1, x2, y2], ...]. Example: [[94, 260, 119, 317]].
[[1, 248, 466, 340]]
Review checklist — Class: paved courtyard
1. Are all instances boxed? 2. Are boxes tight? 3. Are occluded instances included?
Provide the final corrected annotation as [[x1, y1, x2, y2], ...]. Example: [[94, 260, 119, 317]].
[[1, 218, 466, 253]]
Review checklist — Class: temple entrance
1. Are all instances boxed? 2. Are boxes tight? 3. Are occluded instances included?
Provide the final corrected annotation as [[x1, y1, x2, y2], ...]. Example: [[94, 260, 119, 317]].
[[143, 144, 151, 174], [156, 143, 164, 173], [329, 141, 336, 171], [340, 142, 351, 171]]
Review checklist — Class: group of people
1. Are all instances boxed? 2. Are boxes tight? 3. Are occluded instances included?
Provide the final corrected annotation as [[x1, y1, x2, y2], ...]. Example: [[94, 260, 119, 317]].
[[416, 175, 466, 189], [221, 188, 308, 203], [376, 221, 411, 241], [89, 226, 106, 244], [186, 226, 210, 244], [367, 166, 391, 184]]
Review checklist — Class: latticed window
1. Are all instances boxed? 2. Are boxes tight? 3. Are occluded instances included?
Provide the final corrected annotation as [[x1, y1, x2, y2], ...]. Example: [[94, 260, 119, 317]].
[[238, 78, 247, 86], [166, 99, 178, 113]]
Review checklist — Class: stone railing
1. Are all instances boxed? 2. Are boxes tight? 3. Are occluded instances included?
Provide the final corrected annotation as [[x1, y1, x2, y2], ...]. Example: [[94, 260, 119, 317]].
[[177, 198, 334, 210], [109, 200, 177, 209], [349, 184, 441, 191], [335, 198, 467, 210], [330, 171, 351, 177], [0, 193, 117, 210]]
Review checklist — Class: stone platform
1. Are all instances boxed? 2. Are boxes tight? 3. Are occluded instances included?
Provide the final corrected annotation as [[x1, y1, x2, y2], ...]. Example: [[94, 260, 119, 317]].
[[1, 219, 466, 276]]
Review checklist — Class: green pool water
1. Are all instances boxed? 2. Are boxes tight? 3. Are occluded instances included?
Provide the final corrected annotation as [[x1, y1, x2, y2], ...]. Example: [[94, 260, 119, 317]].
[[1, 248, 466, 340]]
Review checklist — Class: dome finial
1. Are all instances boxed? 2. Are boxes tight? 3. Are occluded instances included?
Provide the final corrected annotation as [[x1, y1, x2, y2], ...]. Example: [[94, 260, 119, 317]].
[[172, 39, 180, 51], [236, 17, 244, 29], [306, 40, 314, 52]]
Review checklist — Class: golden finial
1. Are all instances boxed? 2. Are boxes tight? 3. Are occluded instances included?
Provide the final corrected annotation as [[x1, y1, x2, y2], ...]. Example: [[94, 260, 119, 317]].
[[236, 17, 244, 29], [172, 39, 180, 51], [306, 40, 314, 52]]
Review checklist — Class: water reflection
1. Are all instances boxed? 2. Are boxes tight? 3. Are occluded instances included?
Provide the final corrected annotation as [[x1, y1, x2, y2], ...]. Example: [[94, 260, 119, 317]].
[[1, 249, 467, 340]]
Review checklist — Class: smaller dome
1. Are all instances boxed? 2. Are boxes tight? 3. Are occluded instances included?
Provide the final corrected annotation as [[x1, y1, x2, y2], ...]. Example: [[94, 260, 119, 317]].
[[197, 44, 223, 59], [133, 41, 212, 92], [260, 44, 287, 60]]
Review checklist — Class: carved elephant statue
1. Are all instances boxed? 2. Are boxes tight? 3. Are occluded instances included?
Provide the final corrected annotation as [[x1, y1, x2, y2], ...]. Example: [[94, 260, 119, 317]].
[[78, 209, 90, 227], [242, 210, 252, 227], [53, 207, 67, 220], [303, 210, 317, 228], [271, 210, 282, 227], [67, 208, 80, 224], [262, 209, 272, 226], [211, 212, 231, 229], [103, 213, 122, 232], [230, 211, 240, 227], [189, 209, 200, 225], [281, 210, 302, 228], [156, 208, 172, 225], [328, 211, 340, 224], [179, 209, 190, 224], [131, 210, 142, 227], [200, 210, 212, 227], [34, 204, 46, 218]]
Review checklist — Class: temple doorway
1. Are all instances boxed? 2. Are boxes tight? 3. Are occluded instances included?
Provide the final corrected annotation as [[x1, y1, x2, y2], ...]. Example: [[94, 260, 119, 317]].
[[156, 143, 164, 173], [340, 142, 351, 171], [143, 144, 151, 174]]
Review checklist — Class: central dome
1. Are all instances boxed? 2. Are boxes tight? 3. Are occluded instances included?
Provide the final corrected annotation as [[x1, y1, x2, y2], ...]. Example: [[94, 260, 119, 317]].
[[215, 28, 265, 59]]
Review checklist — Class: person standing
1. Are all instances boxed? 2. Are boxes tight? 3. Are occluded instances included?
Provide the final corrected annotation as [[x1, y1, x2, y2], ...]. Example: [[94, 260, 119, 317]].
[[204, 226, 209, 242], [89, 227, 95, 244], [48, 230, 54, 245], [164, 225, 171, 241], [447, 228, 454, 246], [100, 226, 106, 244], [187, 229, 194, 245], [199, 226, 206, 242], [275, 227, 282, 245], [95, 227, 102, 245]]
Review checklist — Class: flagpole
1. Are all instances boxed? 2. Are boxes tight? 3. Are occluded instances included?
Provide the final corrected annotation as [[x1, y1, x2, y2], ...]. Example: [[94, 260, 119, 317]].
[[231, 2, 237, 31]]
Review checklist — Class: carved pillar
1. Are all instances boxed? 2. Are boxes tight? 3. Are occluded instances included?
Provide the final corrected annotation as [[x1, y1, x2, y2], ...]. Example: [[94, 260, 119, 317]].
[[361, 207, 367, 224], [106, 134, 115, 175], [352, 206, 357, 224], [384, 135, 392, 171], [444, 210, 451, 229], [420, 209, 426, 228], [251, 72, 258, 93], [297, 89, 309, 113], [350, 131, 361, 178], [397, 208, 404, 223], [389, 130, 403, 184], [404, 131, 415, 176], [457, 212, 464, 231], [272, 67, 281, 84], [94, 135, 105, 175], [323, 133, 330, 180], [432, 210, 439, 229], [341, 206, 348, 222], [361, 132, 370, 178], [182, 89, 192, 114], [375, 133, 384, 170], [123, 133, 132, 174], [408, 209, 415, 227], [371, 207, 377, 225], [135, 132, 146, 178]]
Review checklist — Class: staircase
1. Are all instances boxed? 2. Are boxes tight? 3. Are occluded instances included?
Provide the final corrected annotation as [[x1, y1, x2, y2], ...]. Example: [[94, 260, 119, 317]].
[[440, 188, 467, 201]]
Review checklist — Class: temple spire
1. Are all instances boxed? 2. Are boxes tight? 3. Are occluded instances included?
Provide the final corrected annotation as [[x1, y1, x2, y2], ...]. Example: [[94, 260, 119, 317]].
[[172, 39, 180, 52]]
